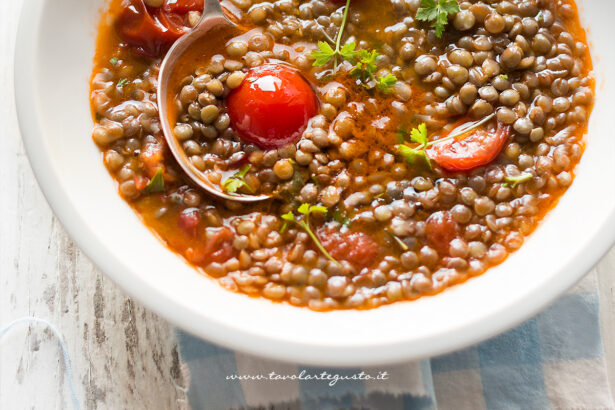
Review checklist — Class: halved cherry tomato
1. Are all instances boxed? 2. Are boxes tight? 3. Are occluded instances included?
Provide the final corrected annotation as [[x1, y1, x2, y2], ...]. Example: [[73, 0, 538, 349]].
[[428, 122, 510, 172], [116, 0, 203, 57], [318, 227, 379, 268], [227, 64, 319, 150]]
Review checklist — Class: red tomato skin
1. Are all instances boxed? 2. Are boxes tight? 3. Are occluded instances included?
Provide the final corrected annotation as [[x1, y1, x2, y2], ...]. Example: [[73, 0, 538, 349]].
[[116, 0, 203, 57], [428, 123, 510, 172], [227, 64, 319, 150], [163, 0, 204, 14], [425, 211, 459, 255], [319, 228, 379, 268], [185, 227, 234, 268], [178, 208, 201, 237]]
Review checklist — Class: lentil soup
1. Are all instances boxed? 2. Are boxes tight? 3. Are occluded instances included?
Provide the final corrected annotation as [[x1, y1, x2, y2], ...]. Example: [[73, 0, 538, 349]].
[[90, 0, 594, 311]]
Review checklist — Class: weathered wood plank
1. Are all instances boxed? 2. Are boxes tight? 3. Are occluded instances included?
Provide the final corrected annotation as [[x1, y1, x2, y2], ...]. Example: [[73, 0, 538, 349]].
[[1, 1, 615, 409], [0, 2, 188, 409]]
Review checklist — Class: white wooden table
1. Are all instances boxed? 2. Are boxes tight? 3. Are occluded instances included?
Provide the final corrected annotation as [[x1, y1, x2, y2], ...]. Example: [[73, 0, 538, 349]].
[[0, 1, 614, 409]]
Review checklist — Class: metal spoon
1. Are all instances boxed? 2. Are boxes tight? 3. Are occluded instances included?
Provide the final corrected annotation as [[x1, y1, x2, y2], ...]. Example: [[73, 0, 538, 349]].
[[157, 0, 270, 203]]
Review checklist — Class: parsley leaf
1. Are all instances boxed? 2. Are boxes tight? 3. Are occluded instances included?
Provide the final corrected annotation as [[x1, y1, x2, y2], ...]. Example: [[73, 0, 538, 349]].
[[416, 0, 460, 38], [308, 0, 395, 93], [310, 0, 354, 70], [312, 41, 336, 67], [339, 42, 358, 62], [376, 73, 398, 92], [504, 173, 532, 188], [222, 165, 254, 194], [110, 57, 119, 66], [281, 204, 339, 264], [397, 144, 433, 170], [396, 123, 433, 170], [144, 169, 165, 194], [117, 78, 129, 87], [350, 49, 379, 81], [410, 122, 429, 145]]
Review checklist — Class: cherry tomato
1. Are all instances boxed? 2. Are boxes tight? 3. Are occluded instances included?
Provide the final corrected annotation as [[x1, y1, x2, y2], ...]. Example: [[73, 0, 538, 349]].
[[227, 64, 319, 150], [425, 211, 459, 255], [116, 0, 203, 57], [319, 227, 379, 268], [428, 122, 510, 172]]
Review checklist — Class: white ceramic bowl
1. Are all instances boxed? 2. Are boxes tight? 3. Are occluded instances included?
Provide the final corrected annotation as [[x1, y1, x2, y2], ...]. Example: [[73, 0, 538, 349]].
[[15, 0, 615, 366]]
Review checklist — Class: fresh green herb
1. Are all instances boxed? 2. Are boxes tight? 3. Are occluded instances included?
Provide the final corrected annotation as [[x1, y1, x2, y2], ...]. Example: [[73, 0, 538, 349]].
[[500, 74, 509, 80], [349, 49, 379, 81], [312, 41, 358, 68], [504, 173, 533, 188], [376, 73, 398, 92], [332, 208, 352, 227], [396, 123, 433, 169], [222, 165, 254, 194], [309, 0, 397, 92], [117, 78, 129, 87], [109, 57, 119, 66], [282, 204, 339, 264], [144, 169, 165, 194], [416, 0, 460, 38], [310, 0, 354, 69]]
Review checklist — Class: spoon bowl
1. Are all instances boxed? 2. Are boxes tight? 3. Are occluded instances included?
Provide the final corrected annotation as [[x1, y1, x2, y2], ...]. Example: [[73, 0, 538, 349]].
[[157, 0, 270, 203]]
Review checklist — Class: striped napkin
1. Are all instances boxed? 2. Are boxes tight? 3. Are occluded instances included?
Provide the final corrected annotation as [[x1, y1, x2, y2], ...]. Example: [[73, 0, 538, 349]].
[[177, 272, 614, 409]]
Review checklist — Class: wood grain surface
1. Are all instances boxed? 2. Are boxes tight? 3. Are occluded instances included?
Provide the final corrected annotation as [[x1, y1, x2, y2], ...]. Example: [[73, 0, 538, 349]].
[[0, 1, 613, 409], [0, 2, 188, 409]]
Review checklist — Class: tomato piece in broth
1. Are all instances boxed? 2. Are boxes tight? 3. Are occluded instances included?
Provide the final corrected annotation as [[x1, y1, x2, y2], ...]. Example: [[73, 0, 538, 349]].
[[116, 0, 203, 57], [428, 123, 510, 172]]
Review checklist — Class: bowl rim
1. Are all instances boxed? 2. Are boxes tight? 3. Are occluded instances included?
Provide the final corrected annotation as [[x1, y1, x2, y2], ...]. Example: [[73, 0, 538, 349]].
[[14, 0, 615, 366]]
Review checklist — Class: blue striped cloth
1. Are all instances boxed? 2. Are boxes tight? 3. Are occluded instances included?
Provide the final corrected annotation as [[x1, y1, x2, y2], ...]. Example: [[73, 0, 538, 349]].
[[176, 273, 614, 409]]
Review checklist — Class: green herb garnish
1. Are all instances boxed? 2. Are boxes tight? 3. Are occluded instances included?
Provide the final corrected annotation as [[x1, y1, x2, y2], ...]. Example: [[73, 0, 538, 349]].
[[349, 49, 379, 81], [312, 41, 358, 69], [310, 0, 397, 92], [500, 74, 509, 80], [282, 204, 339, 264], [376, 73, 398, 92], [416, 0, 460, 38], [222, 165, 254, 194], [110, 57, 119, 66], [310, 0, 354, 70], [504, 173, 532, 188], [396, 123, 433, 170], [144, 169, 165, 194], [117, 78, 129, 87]]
